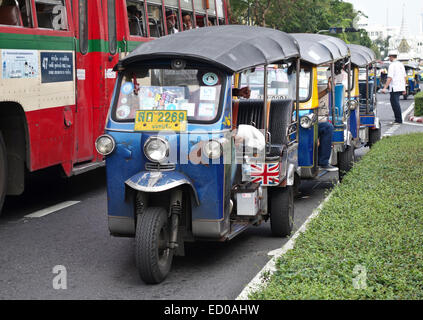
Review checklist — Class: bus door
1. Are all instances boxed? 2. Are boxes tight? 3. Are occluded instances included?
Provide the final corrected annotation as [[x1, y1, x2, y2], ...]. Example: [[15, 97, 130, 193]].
[[73, 0, 95, 164]]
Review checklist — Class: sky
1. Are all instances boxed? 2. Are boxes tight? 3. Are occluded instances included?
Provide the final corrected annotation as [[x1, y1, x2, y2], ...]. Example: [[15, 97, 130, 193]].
[[345, 0, 423, 36]]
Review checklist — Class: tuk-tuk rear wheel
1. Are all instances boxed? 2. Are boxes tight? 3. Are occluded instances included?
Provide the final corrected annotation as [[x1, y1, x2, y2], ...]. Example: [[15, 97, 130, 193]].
[[337, 145, 355, 181], [368, 126, 382, 148], [135, 207, 173, 284], [270, 186, 294, 237]]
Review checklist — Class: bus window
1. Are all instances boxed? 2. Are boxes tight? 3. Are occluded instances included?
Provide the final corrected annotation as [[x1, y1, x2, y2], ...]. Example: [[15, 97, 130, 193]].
[[181, 11, 194, 30], [180, 0, 193, 30], [126, 0, 146, 37], [108, 0, 117, 54], [207, 16, 216, 26], [0, 0, 31, 27], [216, 0, 225, 24], [147, 1, 164, 37], [79, 0, 88, 54], [195, 15, 205, 27], [35, 0, 68, 30]]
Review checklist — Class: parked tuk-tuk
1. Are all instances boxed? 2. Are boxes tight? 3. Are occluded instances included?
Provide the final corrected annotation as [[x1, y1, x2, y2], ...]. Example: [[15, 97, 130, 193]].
[[290, 33, 354, 180], [96, 25, 302, 284], [347, 44, 381, 148], [404, 63, 420, 99]]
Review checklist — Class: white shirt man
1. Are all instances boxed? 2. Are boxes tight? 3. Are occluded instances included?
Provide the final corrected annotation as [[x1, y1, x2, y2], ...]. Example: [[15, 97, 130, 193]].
[[381, 52, 406, 124], [386, 60, 406, 92]]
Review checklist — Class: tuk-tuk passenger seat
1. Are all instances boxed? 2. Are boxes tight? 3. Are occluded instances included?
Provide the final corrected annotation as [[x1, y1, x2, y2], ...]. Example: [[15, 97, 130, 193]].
[[234, 99, 293, 157], [358, 81, 375, 112]]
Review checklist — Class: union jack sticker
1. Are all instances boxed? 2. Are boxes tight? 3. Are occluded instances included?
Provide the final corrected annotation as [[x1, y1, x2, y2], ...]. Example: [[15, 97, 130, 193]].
[[249, 163, 280, 186]]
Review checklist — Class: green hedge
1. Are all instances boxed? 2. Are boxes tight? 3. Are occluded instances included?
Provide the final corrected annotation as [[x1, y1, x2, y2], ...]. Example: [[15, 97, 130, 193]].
[[250, 133, 423, 300], [415, 91, 423, 117]]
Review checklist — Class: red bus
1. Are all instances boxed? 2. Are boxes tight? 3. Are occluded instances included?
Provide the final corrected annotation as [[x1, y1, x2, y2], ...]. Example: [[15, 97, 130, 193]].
[[0, 0, 228, 213]]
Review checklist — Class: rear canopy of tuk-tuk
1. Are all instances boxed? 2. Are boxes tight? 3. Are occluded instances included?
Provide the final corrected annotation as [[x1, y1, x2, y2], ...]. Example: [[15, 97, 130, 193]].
[[291, 33, 349, 65], [115, 25, 300, 73], [348, 44, 376, 67]]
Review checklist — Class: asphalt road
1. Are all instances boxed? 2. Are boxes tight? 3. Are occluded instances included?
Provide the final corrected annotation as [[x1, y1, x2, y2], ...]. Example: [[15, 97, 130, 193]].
[[0, 94, 421, 300]]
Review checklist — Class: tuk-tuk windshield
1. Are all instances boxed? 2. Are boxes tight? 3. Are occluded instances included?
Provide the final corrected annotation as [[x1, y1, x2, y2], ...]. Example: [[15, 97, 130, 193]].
[[112, 69, 224, 123], [407, 69, 414, 76], [240, 65, 310, 101]]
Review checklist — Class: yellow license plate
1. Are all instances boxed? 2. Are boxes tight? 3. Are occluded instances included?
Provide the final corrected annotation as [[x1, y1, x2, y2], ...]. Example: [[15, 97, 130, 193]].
[[134, 110, 187, 132]]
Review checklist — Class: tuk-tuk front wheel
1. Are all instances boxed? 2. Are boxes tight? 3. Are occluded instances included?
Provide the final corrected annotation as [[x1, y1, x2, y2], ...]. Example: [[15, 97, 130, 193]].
[[135, 207, 173, 284], [270, 186, 294, 237]]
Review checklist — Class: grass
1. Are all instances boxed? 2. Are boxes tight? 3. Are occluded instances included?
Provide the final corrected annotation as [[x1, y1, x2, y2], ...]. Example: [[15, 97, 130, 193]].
[[250, 133, 423, 300]]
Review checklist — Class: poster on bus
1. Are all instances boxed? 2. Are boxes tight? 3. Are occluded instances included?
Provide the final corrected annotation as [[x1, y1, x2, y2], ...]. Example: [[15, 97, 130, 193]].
[[40, 52, 73, 83], [1, 49, 38, 79]]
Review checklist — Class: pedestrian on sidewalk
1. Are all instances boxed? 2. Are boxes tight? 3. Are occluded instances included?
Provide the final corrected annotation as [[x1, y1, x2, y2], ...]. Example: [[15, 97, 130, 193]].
[[381, 51, 407, 124]]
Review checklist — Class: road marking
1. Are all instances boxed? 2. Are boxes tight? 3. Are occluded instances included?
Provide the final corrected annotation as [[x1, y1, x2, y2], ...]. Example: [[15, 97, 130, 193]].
[[383, 124, 401, 137], [236, 193, 333, 300], [24, 201, 80, 218], [381, 102, 415, 138]]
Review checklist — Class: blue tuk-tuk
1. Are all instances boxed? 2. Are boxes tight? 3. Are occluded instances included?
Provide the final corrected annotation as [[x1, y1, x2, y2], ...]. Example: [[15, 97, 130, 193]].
[[96, 25, 302, 284], [347, 44, 381, 148], [404, 63, 420, 99], [289, 34, 354, 180]]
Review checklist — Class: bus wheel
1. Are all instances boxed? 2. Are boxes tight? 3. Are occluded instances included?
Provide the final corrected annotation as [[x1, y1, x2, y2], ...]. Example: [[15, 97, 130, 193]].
[[337, 145, 354, 181], [0, 132, 7, 215], [135, 207, 173, 284], [270, 186, 294, 237], [368, 126, 382, 148]]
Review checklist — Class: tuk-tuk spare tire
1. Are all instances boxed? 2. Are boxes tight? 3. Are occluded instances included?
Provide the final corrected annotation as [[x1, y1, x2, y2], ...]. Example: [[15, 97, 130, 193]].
[[135, 207, 174, 284], [270, 186, 294, 237], [0, 132, 7, 215]]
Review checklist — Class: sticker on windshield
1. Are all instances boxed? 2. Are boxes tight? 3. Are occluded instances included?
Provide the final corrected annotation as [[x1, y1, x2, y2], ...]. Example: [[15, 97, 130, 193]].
[[200, 86, 216, 100], [121, 82, 134, 95], [179, 103, 196, 117], [202, 73, 218, 86], [116, 105, 131, 119], [198, 103, 215, 117]]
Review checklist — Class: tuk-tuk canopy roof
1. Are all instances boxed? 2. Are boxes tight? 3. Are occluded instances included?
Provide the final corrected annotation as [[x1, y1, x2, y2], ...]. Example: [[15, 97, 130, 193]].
[[348, 44, 376, 67], [118, 25, 300, 73], [404, 63, 420, 70], [291, 33, 349, 65]]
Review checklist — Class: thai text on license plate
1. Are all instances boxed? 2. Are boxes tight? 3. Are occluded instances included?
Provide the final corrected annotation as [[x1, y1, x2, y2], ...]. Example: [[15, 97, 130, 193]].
[[134, 110, 187, 132]]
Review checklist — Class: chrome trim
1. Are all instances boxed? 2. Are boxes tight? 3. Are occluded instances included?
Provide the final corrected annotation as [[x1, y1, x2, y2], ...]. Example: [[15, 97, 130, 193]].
[[145, 162, 176, 171], [125, 179, 200, 206]]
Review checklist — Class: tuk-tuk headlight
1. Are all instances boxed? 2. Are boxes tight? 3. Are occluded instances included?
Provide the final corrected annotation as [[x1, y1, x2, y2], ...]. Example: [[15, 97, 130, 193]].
[[95, 134, 115, 156], [300, 114, 316, 129], [144, 137, 169, 163], [203, 140, 222, 160]]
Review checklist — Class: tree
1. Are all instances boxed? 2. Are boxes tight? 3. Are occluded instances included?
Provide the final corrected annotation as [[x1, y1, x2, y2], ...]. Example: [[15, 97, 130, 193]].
[[228, 0, 376, 51]]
